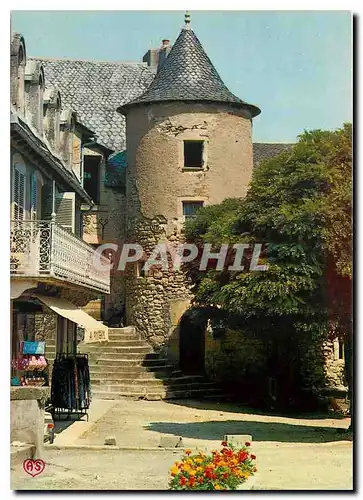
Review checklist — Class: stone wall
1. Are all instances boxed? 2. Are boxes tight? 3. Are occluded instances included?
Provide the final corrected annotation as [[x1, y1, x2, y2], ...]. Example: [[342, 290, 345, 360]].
[[323, 339, 347, 389], [125, 217, 193, 352], [124, 102, 254, 351], [204, 325, 347, 408], [125, 102, 253, 222], [11, 387, 49, 458]]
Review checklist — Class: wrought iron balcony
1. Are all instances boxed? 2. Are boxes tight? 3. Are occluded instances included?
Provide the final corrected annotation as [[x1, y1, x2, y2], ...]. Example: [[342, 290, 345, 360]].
[[10, 220, 110, 294]]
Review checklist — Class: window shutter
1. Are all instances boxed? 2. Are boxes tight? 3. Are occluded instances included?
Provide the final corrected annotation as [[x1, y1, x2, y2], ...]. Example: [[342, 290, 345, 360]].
[[55, 192, 76, 233], [12, 166, 26, 220], [41, 183, 53, 220], [30, 173, 37, 220]]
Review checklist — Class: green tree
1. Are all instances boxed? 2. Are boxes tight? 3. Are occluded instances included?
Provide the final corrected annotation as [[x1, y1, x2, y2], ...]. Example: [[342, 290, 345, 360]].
[[184, 124, 352, 411]]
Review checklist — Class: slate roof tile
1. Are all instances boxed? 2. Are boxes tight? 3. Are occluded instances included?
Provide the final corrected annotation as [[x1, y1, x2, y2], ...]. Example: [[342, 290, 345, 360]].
[[30, 57, 156, 151], [253, 143, 294, 168], [119, 28, 260, 118]]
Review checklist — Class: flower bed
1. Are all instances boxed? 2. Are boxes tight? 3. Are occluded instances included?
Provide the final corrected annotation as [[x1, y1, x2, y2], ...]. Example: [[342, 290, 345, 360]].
[[169, 441, 257, 491]]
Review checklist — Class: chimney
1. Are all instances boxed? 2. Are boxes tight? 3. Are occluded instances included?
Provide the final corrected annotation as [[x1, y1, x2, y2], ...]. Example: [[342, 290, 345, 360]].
[[143, 39, 172, 72]]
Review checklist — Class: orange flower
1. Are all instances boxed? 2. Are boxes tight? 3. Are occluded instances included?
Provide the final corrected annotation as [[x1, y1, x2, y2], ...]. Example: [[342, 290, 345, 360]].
[[185, 449, 192, 456]]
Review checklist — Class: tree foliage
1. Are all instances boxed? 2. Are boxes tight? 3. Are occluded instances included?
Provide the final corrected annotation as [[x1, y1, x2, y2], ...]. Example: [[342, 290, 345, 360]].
[[184, 123, 352, 333], [183, 123, 352, 409]]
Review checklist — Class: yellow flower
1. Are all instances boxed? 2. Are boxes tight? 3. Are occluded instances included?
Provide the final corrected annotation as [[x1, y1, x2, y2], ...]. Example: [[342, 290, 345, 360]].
[[183, 466, 192, 475], [214, 484, 223, 490], [170, 466, 179, 476]]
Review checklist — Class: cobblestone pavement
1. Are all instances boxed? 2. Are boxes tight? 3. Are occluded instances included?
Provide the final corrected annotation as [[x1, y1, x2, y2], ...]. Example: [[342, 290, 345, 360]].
[[11, 399, 353, 490]]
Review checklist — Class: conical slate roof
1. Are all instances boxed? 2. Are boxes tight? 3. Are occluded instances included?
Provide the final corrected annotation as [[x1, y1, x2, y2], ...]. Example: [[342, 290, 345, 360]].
[[118, 27, 261, 117]]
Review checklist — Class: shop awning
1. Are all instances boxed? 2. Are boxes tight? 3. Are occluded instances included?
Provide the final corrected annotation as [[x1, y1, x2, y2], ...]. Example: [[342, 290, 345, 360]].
[[34, 294, 108, 343]]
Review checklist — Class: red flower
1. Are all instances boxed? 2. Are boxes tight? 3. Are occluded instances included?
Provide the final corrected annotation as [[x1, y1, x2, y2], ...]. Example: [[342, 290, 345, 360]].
[[251, 454, 256, 460], [221, 441, 228, 447], [198, 477, 204, 484], [238, 451, 248, 462], [205, 467, 216, 479], [245, 442, 251, 447], [188, 477, 196, 487], [179, 476, 187, 486]]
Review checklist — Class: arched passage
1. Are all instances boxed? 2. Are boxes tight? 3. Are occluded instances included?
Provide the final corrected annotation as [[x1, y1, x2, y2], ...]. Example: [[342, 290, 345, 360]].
[[179, 308, 208, 375]]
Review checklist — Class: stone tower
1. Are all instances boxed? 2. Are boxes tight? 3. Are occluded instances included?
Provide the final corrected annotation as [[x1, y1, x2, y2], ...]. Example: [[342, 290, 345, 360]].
[[117, 14, 261, 364]]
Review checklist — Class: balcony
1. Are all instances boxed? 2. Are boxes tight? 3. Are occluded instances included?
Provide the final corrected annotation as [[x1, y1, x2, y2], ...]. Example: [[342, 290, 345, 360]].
[[10, 220, 110, 294]]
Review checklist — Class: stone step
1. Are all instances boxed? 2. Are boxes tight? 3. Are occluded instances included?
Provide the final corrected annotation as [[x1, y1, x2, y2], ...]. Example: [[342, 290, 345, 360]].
[[92, 387, 223, 400], [91, 379, 217, 389], [86, 353, 160, 362], [80, 345, 153, 354], [89, 358, 169, 367], [91, 379, 167, 387], [108, 333, 141, 341], [108, 327, 137, 335], [99, 340, 147, 347], [89, 364, 172, 373], [89, 370, 170, 380]]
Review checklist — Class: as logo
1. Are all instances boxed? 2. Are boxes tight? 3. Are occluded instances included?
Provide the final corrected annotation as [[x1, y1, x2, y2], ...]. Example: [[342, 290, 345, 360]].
[[23, 459, 45, 477]]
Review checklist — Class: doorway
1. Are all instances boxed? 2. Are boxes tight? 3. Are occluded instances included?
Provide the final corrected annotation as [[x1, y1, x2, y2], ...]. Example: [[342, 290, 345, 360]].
[[179, 310, 205, 375]]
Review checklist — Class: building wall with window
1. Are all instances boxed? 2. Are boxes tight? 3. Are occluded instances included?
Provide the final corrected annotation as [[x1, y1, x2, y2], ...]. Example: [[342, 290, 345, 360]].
[[124, 101, 253, 353], [126, 102, 252, 226], [10, 33, 110, 399], [81, 146, 127, 321]]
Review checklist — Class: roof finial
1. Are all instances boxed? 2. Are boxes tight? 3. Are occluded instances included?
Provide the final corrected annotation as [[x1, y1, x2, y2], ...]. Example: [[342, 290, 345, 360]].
[[184, 11, 191, 29]]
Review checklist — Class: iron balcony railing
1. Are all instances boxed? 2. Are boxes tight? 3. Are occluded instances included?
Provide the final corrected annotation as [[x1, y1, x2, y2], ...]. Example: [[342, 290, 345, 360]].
[[10, 220, 110, 294]]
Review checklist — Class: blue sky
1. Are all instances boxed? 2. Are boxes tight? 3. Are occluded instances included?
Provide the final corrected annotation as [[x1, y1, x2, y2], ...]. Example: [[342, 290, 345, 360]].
[[11, 10, 352, 143]]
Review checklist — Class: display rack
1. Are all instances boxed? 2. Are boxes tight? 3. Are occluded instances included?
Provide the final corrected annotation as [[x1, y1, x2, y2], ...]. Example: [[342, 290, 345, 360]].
[[11, 341, 49, 387], [50, 353, 91, 422]]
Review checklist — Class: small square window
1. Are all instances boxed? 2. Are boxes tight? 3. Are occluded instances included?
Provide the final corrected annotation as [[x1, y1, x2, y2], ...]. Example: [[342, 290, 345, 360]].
[[183, 201, 204, 219], [184, 141, 204, 169]]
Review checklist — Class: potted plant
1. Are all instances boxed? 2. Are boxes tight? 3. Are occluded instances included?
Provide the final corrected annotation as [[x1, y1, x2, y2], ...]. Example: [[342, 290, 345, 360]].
[[169, 441, 257, 491]]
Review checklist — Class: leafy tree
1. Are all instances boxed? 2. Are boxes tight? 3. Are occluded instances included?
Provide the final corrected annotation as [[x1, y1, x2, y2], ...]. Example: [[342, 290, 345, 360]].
[[184, 124, 352, 411]]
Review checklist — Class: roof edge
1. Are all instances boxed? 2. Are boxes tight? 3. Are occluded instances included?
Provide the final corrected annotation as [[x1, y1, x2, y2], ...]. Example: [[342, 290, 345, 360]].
[[29, 56, 149, 67], [117, 99, 261, 118]]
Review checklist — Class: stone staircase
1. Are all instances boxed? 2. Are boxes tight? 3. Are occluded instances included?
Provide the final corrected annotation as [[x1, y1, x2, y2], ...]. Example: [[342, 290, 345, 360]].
[[78, 327, 224, 400]]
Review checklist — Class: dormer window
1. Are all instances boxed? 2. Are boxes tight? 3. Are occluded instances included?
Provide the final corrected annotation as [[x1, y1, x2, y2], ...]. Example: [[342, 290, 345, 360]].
[[17, 44, 26, 115]]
